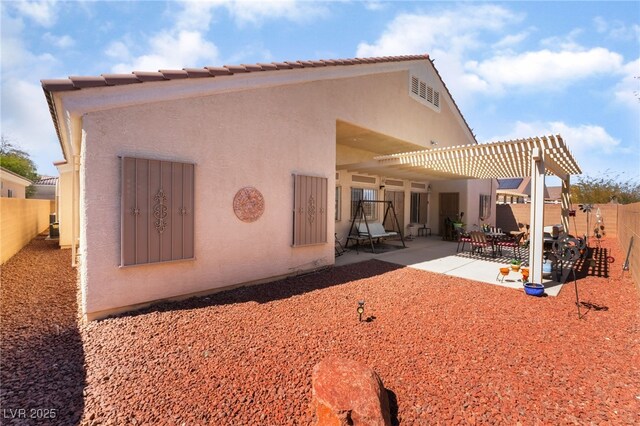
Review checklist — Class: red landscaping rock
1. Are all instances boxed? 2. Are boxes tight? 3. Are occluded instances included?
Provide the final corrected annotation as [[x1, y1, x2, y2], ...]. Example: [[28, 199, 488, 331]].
[[312, 357, 391, 426], [2, 236, 639, 424]]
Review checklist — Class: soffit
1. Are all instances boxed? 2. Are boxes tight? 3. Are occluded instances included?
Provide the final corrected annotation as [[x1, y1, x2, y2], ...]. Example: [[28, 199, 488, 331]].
[[336, 121, 425, 156]]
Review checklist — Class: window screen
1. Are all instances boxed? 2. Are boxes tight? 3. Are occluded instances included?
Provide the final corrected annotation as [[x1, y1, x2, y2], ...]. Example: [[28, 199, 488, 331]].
[[410, 192, 429, 224], [351, 188, 378, 221], [479, 194, 491, 221], [293, 174, 328, 246], [121, 157, 195, 266]]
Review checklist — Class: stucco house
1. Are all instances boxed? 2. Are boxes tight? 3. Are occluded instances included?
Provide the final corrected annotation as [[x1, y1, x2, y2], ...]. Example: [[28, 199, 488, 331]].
[[42, 54, 578, 320], [1, 167, 32, 198]]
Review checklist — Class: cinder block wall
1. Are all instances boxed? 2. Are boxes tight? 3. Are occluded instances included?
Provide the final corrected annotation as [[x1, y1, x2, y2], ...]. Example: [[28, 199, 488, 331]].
[[496, 204, 619, 238], [1, 199, 55, 264], [617, 202, 640, 290]]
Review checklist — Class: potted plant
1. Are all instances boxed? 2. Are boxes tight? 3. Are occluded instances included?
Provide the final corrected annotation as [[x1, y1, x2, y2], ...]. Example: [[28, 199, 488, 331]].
[[510, 259, 521, 272], [452, 212, 465, 229]]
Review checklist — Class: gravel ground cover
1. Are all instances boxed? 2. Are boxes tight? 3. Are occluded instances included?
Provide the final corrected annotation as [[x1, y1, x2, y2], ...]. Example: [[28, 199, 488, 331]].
[[2, 236, 639, 425], [1, 234, 84, 425]]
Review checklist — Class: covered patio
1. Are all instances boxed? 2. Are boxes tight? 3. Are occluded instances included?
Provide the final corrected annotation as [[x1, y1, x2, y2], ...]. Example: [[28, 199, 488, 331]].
[[340, 134, 582, 289], [335, 235, 565, 296]]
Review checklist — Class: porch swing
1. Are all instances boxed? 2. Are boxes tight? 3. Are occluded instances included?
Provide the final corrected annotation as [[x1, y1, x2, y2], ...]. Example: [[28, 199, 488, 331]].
[[346, 199, 406, 253]]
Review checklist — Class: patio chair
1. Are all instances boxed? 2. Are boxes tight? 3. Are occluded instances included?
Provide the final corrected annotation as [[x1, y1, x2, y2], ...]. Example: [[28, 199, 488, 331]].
[[470, 231, 495, 257], [496, 232, 525, 259], [456, 231, 472, 252]]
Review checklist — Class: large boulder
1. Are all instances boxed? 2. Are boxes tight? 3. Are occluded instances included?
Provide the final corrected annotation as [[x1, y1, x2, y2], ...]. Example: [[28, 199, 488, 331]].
[[311, 357, 391, 426]]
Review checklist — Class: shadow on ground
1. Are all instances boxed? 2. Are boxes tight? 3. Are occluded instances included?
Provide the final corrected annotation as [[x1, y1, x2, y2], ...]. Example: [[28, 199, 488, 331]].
[[1, 329, 86, 425], [0, 234, 86, 425], [112, 260, 405, 319]]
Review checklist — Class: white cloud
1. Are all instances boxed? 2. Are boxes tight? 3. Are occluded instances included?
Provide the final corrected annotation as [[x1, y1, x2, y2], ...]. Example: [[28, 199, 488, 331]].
[[492, 31, 529, 50], [593, 16, 640, 41], [175, 0, 217, 31], [1, 78, 62, 174], [364, 1, 387, 12], [613, 58, 640, 108], [357, 5, 521, 57], [109, 0, 325, 73], [355, 5, 523, 104], [42, 32, 74, 48], [488, 120, 620, 154], [11, 0, 58, 27], [173, 0, 328, 29], [540, 28, 584, 51], [486, 121, 626, 177], [111, 30, 219, 73], [465, 48, 625, 93], [220, 0, 329, 26]]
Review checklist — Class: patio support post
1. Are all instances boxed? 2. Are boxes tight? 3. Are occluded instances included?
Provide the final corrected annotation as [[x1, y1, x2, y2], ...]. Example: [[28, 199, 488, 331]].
[[529, 147, 545, 284], [561, 176, 571, 234]]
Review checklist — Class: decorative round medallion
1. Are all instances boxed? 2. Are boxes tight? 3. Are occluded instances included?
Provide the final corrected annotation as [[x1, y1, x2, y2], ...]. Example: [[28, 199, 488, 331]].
[[233, 187, 265, 222]]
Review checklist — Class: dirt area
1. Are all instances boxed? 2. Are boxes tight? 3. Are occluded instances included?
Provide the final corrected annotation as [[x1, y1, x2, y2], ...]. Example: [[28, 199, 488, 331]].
[[1, 235, 639, 425]]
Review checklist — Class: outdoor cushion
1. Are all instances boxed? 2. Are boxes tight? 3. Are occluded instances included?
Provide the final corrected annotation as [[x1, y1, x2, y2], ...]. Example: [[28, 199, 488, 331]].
[[357, 222, 397, 238]]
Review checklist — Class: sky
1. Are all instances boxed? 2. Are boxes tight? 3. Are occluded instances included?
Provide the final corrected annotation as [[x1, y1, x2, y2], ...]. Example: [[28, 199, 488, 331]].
[[1, 0, 639, 181]]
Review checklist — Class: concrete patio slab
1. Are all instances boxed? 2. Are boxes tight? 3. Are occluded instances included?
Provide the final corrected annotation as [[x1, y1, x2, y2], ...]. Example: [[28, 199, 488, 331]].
[[335, 235, 565, 296]]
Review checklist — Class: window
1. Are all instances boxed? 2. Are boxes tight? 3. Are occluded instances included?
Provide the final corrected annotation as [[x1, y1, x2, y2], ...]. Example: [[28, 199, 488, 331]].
[[410, 192, 429, 224], [350, 188, 378, 221], [293, 174, 328, 246], [479, 194, 491, 220], [7, 189, 13, 198], [335, 186, 341, 221], [121, 157, 195, 267]]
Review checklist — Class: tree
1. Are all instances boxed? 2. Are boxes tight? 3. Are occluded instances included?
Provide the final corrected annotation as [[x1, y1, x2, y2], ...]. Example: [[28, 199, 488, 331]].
[[570, 172, 640, 205], [0, 135, 40, 197]]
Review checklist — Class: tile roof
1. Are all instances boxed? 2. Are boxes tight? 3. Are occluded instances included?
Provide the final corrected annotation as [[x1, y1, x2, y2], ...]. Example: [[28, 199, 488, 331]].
[[41, 54, 429, 92], [42, 54, 477, 157], [34, 176, 58, 186]]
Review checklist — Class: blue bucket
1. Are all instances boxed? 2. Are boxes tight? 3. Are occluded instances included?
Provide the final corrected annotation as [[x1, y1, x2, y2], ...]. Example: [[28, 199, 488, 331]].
[[524, 282, 545, 297]]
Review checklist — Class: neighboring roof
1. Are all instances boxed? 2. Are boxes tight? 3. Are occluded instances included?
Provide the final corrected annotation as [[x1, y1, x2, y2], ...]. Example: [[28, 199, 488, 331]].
[[0, 167, 32, 185], [497, 178, 523, 190], [41, 54, 477, 160], [34, 176, 58, 186], [545, 186, 562, 200], [374, 135, 581, 179]]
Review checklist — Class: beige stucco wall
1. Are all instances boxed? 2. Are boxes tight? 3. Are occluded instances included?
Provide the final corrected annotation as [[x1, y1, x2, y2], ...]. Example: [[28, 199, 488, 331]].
[[1, 198, 53, 264], [76, 69, 471, 317], [56, 165, 75, 248], [53, 61, 477, 318]]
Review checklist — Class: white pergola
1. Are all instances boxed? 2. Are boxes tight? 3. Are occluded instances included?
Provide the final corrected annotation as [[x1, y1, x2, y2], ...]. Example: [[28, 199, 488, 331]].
[[372, 135, 582, 284]]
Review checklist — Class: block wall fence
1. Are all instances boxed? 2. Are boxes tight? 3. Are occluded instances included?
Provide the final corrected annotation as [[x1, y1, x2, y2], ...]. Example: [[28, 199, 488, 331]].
[[1, 199, 55, 264], [617, 202, 640, 290]]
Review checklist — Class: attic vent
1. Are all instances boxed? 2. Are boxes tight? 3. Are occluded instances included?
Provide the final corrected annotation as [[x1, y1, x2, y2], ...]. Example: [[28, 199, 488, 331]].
[[386, 179, 403, 187], [411, 182, 426, 189], [409, 75, 440, 111], [352, 175, 376, 184], [411, 76, 419, 95]]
